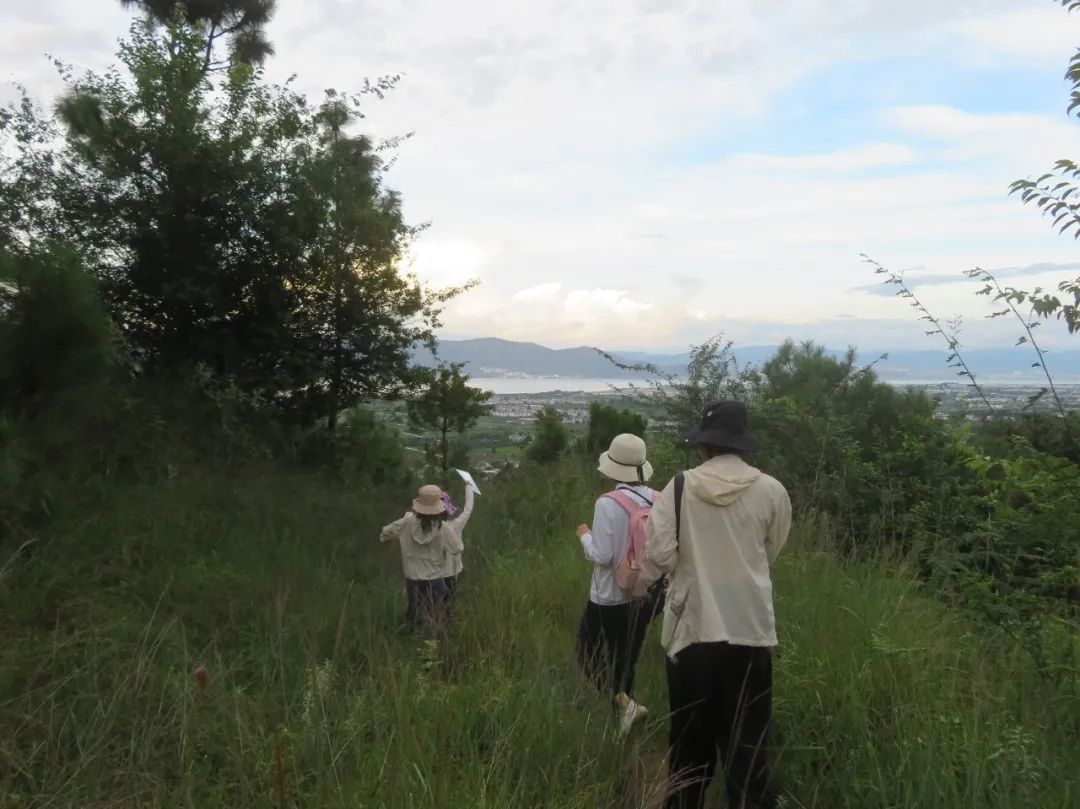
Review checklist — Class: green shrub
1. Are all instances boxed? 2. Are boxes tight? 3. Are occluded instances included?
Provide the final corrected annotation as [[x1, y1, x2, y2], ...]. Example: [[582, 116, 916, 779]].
[[582, 401, 647, 455], [336, 408, 414, 487], [524, 405, 568, 465], [0, 245, 115, 415]]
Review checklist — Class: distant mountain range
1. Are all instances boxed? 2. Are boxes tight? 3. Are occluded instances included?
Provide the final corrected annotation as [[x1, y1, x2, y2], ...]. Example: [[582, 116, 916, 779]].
[[412, 338, 683, 378], [413, 337, 1080, 383]]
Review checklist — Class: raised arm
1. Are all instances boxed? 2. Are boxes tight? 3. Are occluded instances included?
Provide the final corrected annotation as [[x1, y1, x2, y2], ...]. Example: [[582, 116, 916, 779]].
[[448, 486, 476, 538], [646, 479, 678, 573]]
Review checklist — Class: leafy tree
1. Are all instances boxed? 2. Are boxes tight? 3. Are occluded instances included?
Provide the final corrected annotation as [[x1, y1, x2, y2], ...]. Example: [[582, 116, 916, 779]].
[[583, 402, 647, 455], [0, 246, 115, 415], [613, 334, 954, 546], [760, 340, 890, 415], [288, 91, 466, 432], [1, 22, 305, 386], [0, 20, 461, 426], [525, 406, 569, 465], [407, 363, 493, 473], [978, 412, 1080, 464], [334, 408, 413, 487], [751, 339, 948, 532], [602, 334, 757, 433], [119, 0, 277, 71]]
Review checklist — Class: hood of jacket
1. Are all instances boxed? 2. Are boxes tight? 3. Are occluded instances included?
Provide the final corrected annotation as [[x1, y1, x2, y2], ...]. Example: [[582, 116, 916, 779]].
[[684, 454, 761, 506], [406, 516, 444, 546]]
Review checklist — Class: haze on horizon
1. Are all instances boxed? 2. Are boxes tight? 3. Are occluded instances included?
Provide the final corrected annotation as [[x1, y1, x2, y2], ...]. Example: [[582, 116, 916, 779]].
[[7, 0, 1080, 354]]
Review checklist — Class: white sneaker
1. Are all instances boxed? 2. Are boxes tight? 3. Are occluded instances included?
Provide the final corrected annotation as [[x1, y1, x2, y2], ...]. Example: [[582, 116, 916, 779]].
[[616, 692, 648, 737]]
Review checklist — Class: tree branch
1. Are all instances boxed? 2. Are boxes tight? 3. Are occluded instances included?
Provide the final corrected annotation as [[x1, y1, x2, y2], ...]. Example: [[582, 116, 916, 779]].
[[202, 21, 218, 75], [864, 254, 995, 414]]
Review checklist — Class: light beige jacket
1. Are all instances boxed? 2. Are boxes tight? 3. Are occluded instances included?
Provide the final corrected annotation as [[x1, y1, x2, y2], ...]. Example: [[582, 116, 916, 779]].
[[646, 455, 791, 659], [380, 488, 475, 581]]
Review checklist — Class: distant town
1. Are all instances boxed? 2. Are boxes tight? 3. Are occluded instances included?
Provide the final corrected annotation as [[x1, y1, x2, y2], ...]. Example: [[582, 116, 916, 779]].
[[486, 382, 1080, 424]]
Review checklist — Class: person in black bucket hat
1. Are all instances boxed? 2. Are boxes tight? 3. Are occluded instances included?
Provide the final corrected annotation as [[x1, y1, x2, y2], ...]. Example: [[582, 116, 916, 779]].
[[645, 400, 791, 809], [682, 399, 760, 454]]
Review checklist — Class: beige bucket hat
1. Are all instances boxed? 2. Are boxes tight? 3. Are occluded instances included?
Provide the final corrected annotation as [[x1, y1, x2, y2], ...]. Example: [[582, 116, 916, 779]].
[[597, 433, 653, 484], [412, 484, 447, 515]]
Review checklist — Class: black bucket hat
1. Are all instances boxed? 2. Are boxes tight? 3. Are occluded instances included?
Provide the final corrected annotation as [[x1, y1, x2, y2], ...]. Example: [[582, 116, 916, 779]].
[[683, 400, 760, 453]]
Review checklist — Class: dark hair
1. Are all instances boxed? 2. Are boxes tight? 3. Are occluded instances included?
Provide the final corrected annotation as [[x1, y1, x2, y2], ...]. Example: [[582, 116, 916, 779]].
[[415, 511, 449, 533]]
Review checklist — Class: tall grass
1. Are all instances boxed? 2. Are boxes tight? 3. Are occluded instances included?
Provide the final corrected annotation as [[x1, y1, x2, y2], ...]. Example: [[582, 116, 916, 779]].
[[1, 457, 1076, 807]]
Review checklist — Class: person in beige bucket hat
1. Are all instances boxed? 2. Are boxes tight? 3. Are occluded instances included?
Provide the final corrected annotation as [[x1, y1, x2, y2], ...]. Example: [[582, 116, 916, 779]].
[[380, 482, 476, 636], [597, 433, 655, 484], [574, 433, 664, 736], [412, 485, 446, 515]]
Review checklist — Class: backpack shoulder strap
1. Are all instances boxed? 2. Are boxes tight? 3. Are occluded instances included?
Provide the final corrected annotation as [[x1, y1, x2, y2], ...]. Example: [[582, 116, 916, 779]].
[[674, 471, 685, 544], [619, 485, 655, 505], [602, 489, 647, 515]]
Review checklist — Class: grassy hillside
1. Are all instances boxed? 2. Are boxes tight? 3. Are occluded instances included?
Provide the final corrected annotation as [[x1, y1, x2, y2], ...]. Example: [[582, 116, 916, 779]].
[[1, 458, 1076, 808]]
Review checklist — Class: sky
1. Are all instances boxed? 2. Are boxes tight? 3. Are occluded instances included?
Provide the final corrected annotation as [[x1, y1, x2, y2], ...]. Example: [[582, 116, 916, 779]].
[[6, 0, 1080, 354]]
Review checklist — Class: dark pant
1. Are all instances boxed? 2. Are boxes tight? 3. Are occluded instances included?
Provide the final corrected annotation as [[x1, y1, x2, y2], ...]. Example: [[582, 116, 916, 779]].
[[666, 643, 775, 809], [405, 578, 449, 638], [576, 584, 665, 699], [443, 574, 460, 614], [444, 573, 460, 599]]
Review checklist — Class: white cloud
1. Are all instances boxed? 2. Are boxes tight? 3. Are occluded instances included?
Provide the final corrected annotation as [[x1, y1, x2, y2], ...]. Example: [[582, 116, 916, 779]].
[[562, 289, 654, 321], [945, 7, 1080, 63], [511, 283, 562, 304], [727, 143, 921, 174], [7, 0, 1080, 351], [884, 106, 1080, 167]]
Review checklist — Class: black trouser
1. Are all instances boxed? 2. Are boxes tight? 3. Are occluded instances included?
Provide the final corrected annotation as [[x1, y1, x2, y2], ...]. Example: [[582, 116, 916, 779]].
[[666, 643, 775, 809], [405, 578, 449, 638], [576, 583, 665, 699]]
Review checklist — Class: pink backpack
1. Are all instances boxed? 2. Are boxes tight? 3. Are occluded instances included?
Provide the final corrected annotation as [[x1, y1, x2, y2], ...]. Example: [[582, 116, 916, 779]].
[[603, 489, 663, 599]]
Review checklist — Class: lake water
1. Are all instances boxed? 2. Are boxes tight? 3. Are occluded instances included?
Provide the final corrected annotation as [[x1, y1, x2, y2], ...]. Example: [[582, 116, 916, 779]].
[[471, 377, 648, 395], [471, 376, 1080, 395]]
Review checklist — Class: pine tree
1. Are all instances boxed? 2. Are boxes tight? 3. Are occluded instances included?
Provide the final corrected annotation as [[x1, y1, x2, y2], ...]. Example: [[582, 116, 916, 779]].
[[118, 0, 276, 71]]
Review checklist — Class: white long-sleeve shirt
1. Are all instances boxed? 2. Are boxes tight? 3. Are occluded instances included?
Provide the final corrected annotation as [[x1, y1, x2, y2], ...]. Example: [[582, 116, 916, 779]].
[[579, 483, 655, 606], [445, 488, 475, 577]]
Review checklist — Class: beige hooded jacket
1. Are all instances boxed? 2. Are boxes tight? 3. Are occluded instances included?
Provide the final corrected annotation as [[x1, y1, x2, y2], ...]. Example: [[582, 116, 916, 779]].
[[380, 488, 475, 581], [646, 455, 791, 659]]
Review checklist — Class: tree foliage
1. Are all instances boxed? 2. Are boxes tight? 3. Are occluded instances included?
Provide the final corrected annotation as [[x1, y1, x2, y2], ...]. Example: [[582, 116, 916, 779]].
[[602, 334, 756, 433], [407, 363, 493, 473], [119, 0, 277, 71], [611, 335, 948, 545], [633, 333, 1078, 669], [1004, 1, 1080, 335], [525, 406, 569, 465], [0, 19, 460, 429], [967, 268, 1076, 429], [332, 408, 413, 487], [289, 90, 461, 430], [0, 246, 115, 415], [583, 402, 647, 455]]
